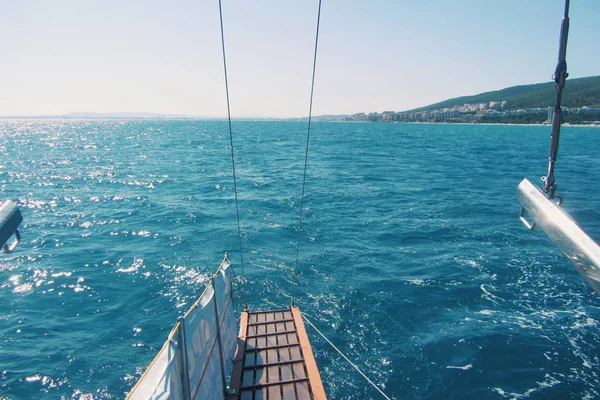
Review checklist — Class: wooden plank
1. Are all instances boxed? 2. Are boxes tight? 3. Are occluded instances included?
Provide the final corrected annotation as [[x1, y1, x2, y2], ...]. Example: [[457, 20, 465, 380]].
[[255, 388, 264, 399], [243, 360, 303, 370], [251, 324, 264, 337], [245, 352, 256, 367], [282, 383, 296, 400], [264, 333, 277, 349], [275, 321, 286, 333], [240, 389, 253, 400], [287, 333, 298, 345], [267, 348, 279, 364], [274, 347, 284, 364], [256, 366, 268, 385], [246, 343, 296, 353], [247, 330, 296, 340], [248, 325, 257, 336], [291, 307, 327, 400], [258, 350, 268, 366], [295, 381, 311, 399], [241, 378, 309, 390], [257, 336, 266, 349], [242, 370, 255, 388], [289, 345, 302, 362], [276, 333, 288, 346], [285, 321, 294, 331], [229, 311, 249, 399], [250, 309, 290, 315], [291, 363, 306, 379], [230, 308, 327, 400], [281, 363, 294, 381], [278, 346, 291, 363], [268, 384, 281, 400], [248, 318, 294, 327], [267, 365, 280, 383]]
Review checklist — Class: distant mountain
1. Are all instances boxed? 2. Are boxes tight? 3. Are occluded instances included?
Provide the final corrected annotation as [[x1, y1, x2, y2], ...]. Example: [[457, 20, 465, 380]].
[[410, 75, 600, 112]]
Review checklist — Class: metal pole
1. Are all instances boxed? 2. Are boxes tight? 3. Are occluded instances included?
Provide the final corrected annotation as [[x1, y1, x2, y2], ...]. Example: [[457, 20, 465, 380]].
[[212, 278, 229, 397], [543, 0, 570, 198], [178, 318, 192, 400]]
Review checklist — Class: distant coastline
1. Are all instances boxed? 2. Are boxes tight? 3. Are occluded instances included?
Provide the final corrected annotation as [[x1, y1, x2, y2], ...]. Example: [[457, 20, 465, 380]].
[[2, 117, 598, 128], [302, 75, 600, 126], [327, 105, 600, 126], [2, 116, 600, 127], [2, 75, 599, 126]]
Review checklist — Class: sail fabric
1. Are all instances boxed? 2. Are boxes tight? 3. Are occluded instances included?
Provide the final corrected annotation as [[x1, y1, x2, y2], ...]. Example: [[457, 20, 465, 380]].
[[213, 258, 237, 376], [184, 284, 223, 400], [127, 338, 184, 400], [128, 259, 237, 400]]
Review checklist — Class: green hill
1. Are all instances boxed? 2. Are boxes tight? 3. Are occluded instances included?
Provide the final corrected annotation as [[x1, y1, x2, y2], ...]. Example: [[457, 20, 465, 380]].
[[410, 75, 600, 112]]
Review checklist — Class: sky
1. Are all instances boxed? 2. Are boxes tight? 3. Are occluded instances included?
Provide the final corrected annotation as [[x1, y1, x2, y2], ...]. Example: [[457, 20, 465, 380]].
[[0, 0, 598, 118]]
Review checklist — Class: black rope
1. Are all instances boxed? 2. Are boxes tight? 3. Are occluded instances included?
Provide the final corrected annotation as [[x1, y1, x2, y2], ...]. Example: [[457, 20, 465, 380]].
[[543, 0, 570, 198], [292, 0, 323, 307], [218, 0, 248, 310]]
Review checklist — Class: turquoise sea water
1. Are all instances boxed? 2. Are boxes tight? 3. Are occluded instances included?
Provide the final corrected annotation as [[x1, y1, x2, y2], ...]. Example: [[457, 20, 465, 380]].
[[1, 120, 600, 399]]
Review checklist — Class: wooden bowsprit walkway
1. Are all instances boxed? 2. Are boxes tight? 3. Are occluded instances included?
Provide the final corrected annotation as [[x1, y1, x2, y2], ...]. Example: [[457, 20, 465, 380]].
[[229, 307, 327, 400]]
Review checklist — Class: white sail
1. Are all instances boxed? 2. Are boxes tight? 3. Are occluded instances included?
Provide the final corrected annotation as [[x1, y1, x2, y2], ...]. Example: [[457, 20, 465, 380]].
[[127, 256, 237, 400]]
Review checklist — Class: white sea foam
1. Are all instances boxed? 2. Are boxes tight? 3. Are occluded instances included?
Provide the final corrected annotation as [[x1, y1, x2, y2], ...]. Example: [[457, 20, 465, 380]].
[[447, 364, 472, 370], [492, 373, 561, 399]]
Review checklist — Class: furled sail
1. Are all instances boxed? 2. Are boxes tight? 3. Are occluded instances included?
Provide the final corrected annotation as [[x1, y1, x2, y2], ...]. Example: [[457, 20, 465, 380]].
[[127, 255, 237, 400]]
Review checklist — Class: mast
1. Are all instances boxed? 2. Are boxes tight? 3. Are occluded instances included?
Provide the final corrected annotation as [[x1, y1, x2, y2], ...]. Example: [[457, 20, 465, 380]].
[[542, 0, 570, 199]]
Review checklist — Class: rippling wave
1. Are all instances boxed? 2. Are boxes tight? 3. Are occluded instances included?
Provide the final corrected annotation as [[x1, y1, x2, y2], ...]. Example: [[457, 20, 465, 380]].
[[1, 120, 599, 399]]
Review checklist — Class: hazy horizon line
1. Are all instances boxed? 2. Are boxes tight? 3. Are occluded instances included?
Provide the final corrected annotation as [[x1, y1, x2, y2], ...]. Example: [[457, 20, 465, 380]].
[[0, 112, 318, 120]]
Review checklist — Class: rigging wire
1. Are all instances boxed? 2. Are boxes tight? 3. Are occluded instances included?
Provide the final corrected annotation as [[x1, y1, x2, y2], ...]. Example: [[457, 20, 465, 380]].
[[218, 0, 247, 310], [542, 0, 570, 199], [292, 0, 323, 307], [216, 4, 392, 398], [302, 314, 393, 400]]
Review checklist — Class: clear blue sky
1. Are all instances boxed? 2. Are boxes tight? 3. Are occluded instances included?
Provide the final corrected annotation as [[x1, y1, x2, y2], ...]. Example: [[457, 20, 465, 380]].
[[1, 0, 598, 117]]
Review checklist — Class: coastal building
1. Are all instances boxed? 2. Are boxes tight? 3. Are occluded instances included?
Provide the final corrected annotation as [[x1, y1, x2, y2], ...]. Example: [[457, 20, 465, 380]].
[[489, 101, 501, 110], [364, 104, 598, 125], [382, 111, 395, 121]]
